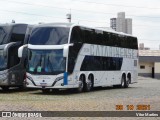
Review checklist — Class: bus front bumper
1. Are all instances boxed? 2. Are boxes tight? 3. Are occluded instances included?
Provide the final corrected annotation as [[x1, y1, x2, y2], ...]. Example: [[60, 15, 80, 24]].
[[26, 77, 79, 89], [26, 84, 78, 89]]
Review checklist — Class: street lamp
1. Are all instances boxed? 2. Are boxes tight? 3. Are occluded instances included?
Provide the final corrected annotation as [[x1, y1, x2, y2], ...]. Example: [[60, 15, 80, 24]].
[[66, 14, 71, 23]]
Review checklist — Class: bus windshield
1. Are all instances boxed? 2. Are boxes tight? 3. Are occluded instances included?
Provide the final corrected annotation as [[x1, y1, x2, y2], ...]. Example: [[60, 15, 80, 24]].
[[0, 50, 7, 70], [29, 27, 70, 45], [0, 26, 11, 45], [27, 49, 66, 75]]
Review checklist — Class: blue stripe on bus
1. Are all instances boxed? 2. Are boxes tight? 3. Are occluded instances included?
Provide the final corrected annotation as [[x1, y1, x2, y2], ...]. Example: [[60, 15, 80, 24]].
[[64, 72, 68, 85]]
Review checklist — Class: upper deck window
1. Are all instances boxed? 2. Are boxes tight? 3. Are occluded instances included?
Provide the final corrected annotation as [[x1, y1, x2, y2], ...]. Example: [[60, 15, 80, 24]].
[[29, 27, 70, 45], [11, 25, 27, 42], [0, 26, 11, 45]]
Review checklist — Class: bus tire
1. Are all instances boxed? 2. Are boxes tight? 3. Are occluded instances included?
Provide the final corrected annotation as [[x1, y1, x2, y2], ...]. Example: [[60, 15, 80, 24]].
[[121, 75, 125, 88], [77, 75, 85, 93], [125, 75, 130, 88], [1, 86, 9, 91], [84, 75, 93, 92]]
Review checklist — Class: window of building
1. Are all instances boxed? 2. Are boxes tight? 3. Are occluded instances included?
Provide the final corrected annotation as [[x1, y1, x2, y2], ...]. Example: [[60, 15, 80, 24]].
[[140, 65, 145, 69]]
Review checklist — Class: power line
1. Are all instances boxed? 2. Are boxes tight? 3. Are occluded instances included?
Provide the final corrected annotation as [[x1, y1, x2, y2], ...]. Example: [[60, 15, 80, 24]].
[[0, 8, 159, 42], [0, 0, 70, 10], [0, 9, 66, 19], [0, 9, 108, 24], [73, 0, 160, 10], [1, 0, 160, 19], [1, 8, 160, 29]]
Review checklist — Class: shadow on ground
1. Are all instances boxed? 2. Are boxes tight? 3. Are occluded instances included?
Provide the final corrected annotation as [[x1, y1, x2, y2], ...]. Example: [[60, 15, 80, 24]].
[[0, 87, 39, 94], [32, 86, 137, 96]]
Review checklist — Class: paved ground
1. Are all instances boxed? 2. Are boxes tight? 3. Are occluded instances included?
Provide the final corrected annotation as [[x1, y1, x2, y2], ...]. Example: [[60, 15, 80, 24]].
[[0, 76, 160, 120]]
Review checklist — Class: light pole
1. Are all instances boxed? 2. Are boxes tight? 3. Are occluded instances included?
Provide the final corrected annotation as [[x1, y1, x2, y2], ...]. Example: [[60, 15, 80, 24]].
[[66, 14, 71, 23]]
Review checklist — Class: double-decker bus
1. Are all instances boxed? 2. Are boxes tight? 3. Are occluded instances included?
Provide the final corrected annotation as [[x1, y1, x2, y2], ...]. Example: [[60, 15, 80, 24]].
[[21, 23, 138, 93], [0, 23, 32, 91]]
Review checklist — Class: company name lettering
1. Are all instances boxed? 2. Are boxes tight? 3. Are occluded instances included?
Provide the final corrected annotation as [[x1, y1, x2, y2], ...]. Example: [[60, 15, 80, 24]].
[[90, 45, 137, 59]]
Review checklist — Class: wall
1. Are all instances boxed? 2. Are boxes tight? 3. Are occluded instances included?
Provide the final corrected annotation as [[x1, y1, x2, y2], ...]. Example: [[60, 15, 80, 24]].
[[138, 62, 154, 77], [154, 62, 160, 79]]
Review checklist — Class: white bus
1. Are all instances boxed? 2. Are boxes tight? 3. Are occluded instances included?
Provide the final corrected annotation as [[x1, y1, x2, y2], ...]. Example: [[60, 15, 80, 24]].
[[19, 23, 138, 93]]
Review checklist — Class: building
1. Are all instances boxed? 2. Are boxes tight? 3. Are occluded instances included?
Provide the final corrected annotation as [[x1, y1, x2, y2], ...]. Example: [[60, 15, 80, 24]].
[[139, 43, 150, 50], [110, 18, 117, 31], [125, 18, 132, 35], [110, 12, 132, 34], [139, 50, 160, 79]]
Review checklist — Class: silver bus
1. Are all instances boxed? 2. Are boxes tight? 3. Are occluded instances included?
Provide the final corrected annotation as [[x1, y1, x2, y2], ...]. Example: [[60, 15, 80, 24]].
[[0, 23, 32, 91]]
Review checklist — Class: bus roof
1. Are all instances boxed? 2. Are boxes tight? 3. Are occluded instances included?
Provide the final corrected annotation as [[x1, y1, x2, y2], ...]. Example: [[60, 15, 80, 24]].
[[32, 22, 137, 38], [0, 23, 29, 26], [34, 22, 73, 28]]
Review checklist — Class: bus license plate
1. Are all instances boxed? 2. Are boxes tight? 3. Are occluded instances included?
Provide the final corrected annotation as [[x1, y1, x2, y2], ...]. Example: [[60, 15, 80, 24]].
[[40, 83, 47, 86]]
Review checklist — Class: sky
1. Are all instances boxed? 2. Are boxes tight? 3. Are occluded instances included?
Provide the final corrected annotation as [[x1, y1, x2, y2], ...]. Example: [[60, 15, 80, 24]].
[[0, 0, 160, 49]]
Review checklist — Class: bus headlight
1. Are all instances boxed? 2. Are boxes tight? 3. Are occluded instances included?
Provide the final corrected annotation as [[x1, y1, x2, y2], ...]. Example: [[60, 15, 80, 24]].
[[0, 74, 8, 84]]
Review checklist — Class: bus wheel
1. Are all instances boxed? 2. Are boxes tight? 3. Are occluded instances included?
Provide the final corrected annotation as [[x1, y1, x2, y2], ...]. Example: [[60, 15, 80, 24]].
[[77, 75, 85, 93], [121, 75, 125, 88], [42, 89, 50, 93], [84, 75, 93, 92], [1, 86, 9, 91], [124, 76, 130, 88]]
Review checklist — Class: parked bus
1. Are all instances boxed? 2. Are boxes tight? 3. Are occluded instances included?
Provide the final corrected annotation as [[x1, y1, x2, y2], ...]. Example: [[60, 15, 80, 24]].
[[0, 23, 32, 91], [19, 23, 138, 93]]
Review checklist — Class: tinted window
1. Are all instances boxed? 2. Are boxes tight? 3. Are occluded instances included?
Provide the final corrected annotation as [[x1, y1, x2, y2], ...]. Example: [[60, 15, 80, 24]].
[[103, 32, 110, 46], [8, 46, 20, 68], [133, 37, 138, 49], [11, 25, 27, 42], [71, 27, 95, 44], [95, 30, 104, 45], [24, 26, 33, 44], [29, 27, 69, 45], [0, 26, 11, 44], [84, 28, 95, 44], [111, 33, 118, 46], [70, 26, 138, 49], [67, 43, 83, 74], [80, 56, 123, 71], [70, 26, 83, 43]]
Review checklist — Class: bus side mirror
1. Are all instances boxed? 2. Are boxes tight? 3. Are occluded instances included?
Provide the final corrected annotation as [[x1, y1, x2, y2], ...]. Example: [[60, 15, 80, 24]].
[[3, 42, 16, 57], [63, 45, 69, 57], [18, 44, 28, 58]]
